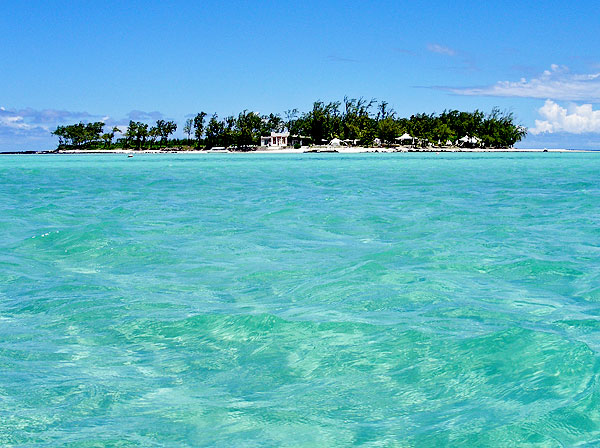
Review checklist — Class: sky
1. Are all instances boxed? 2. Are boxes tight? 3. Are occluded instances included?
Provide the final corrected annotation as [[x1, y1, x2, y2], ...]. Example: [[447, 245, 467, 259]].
[[2, 0, 600, 151]]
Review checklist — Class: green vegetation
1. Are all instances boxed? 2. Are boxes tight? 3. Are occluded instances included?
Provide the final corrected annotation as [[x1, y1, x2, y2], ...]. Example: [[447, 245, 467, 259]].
[[53, 119, 179, 150], [52, 98, 527, 150]]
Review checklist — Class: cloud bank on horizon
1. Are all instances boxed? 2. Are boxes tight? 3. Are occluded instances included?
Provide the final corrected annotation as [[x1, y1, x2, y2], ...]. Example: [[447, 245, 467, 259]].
[[446, 65, 600, 102], [531, 100, 600, 135], [0, 107, 93, 149], [443, 64, 600, 139], [0, 107, 168, 151]]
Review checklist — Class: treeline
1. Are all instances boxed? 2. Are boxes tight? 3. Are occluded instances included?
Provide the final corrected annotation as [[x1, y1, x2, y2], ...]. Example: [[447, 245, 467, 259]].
[[53, 98, 527, 150], [285, 99, 527, 148], [53, 119, 178, 150], [185, 111, 286, 149]]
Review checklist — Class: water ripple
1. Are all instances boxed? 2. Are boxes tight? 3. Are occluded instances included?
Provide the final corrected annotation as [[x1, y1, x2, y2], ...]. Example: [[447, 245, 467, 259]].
[[1, 153, 600, 446]]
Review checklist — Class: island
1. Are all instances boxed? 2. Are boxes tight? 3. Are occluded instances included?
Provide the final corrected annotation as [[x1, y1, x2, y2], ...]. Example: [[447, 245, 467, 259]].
[[48, 98, 531, 153]]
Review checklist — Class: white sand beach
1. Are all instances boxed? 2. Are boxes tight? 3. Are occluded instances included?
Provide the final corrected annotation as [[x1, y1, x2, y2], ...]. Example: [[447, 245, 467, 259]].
[[52, 146, 577, 155]]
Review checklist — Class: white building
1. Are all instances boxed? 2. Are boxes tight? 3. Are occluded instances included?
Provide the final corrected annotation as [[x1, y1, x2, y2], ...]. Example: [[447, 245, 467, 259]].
[[260, 132, 290, 147]]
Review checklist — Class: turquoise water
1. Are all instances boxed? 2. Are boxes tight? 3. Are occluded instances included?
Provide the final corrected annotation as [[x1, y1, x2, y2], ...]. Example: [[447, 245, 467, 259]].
[[1, 153, 600, 447]]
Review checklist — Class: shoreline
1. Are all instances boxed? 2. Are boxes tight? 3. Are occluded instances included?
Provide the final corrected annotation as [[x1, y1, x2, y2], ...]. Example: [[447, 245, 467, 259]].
[[0, 147, 590, 155]]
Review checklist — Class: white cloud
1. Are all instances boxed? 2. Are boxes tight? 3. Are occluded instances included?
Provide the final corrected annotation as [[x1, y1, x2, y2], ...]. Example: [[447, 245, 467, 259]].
[[531, 100, 600, 134], [0, 114, 31, 130], [0, 108, 52, 135], [447, 65, 600, 101], [427, 43, 456, 56], [0, 107, 95, 131]]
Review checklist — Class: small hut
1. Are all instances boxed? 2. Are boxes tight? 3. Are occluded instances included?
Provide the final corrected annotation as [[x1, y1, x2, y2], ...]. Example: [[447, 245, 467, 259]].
[[260, 132, 290, 147], [396, 133, 414, 146]]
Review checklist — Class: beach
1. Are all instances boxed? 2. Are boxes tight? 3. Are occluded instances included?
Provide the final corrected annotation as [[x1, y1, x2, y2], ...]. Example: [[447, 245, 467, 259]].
[[38, 146, 578, 155]]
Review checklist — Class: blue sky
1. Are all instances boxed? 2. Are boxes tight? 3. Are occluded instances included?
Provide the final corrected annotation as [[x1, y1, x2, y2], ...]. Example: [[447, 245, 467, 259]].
[[2, 0, 600, 150]]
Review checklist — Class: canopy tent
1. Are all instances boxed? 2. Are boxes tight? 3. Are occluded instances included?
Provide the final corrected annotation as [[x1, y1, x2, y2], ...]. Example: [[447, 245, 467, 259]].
[[395, 133, 414, 147], [329, 138, 346, 147], [459, 135, 481, 146], [396, 133, 413, 142]]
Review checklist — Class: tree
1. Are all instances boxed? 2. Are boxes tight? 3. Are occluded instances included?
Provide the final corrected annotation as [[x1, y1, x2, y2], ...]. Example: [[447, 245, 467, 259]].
[[137, 123, 149, 149], [431, 123, 455, 145], [193, 112, 207, 147], [377, 101, 393, 121], [377, 117, 399, 145], [86, 122, 104, 145], [52, 121, 104, 148], [302, 101, 341, 144], [125, 121, 137, 148], [341, 97, 376, 144], [155, 119, 177, 147], [284, 109, 299, 133], [52, 126, 66, 146], [261, 113, 284, 136], [222, 116, 236, 148], [235, 110, 263, 148], [183, 118, 193, 141], [98, 126, 120, 149], [126, 121, 148, 150], [204, 114, 224, 149], [101, 132, 113, 148], [148, 126, 160, 149]]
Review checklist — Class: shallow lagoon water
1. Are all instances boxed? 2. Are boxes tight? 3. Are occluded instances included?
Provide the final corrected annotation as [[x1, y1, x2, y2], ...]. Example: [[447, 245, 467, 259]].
[[1, 153, 600, 446]]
